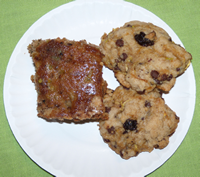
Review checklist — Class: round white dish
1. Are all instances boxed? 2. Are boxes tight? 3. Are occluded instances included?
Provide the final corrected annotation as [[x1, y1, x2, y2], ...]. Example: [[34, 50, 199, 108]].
[[3, 0, 196, 177]]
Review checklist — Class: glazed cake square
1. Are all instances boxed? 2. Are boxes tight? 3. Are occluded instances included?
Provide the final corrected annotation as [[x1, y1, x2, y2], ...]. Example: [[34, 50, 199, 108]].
[[28, 38, 108, 122]]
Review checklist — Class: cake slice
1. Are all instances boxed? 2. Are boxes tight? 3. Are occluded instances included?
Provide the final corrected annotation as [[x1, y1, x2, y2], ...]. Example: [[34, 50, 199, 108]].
[[28, 38, 108, 122]]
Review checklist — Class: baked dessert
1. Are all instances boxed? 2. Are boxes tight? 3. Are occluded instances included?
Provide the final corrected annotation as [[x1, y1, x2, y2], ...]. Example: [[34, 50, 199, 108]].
[[100, 20, 192, 93], [28, 38, 108, 122], [99, 86, 179, 159]]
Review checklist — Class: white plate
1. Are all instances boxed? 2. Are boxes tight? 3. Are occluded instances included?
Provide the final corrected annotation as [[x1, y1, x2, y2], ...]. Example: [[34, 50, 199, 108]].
[[3, 0, 196, 177]]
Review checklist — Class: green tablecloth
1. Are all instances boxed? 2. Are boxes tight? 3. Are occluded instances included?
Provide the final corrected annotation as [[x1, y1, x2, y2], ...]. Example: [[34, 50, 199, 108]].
[[0, 0, 199, 176]]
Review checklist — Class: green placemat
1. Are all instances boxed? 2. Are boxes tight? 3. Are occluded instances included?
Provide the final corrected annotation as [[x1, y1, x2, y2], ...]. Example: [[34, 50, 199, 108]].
[[0, 0, 199, 176]]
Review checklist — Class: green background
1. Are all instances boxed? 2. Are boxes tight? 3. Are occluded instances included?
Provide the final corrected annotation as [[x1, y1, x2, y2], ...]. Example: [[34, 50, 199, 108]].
[[0, 0, 199, 176]]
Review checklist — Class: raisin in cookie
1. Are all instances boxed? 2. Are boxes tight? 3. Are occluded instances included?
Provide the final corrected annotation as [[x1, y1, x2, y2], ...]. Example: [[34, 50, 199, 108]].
[[99, 86, 179, 159], [100, 20, 192, 93]]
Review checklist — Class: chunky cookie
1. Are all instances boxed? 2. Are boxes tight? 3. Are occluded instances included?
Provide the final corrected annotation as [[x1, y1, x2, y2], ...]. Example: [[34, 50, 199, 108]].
[[100, 20, 192, 93], [99, 86, 179, 159], [28, 38, 108, 122]]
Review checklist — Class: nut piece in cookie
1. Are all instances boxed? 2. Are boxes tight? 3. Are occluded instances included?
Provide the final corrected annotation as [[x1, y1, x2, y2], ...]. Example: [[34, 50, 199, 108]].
[[100, 20, 192, 93], [28, 38, 108, 122], [99, 86, 179, 159]]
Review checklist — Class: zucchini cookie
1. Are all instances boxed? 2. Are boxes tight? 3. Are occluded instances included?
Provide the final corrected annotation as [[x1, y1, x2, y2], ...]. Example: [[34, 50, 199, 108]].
[[99, 86, 179, 159], [100, 20, 192, 93], [28, 38, 108, 122]]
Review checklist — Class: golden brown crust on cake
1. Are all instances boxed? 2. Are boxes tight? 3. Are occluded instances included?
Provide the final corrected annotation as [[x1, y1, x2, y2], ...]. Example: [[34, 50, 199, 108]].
[[28, 38, 108, 121]]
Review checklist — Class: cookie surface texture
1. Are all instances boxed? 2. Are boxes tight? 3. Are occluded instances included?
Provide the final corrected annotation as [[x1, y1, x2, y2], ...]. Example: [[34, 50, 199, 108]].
[[99, 86, 179, 159], [100, 20, 192, 93], [28, 38, 108, 122]]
